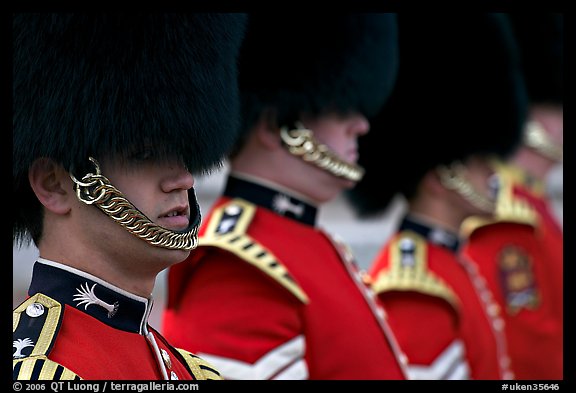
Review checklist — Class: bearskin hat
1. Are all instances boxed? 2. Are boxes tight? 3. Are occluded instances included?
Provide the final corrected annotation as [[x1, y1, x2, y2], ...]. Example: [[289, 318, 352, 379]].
[[237, 13, 399, 132], [508, 13, 563, 105], [13, 13, 247, 244], [346, 13, 528, 217]]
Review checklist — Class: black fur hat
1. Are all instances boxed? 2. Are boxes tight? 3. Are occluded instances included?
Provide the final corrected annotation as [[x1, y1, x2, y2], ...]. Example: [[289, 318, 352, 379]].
[[13, 13, 247, 243], [346, 13, 528, 217], [237, 13, 399, 132], [508, 13, 563, 105]]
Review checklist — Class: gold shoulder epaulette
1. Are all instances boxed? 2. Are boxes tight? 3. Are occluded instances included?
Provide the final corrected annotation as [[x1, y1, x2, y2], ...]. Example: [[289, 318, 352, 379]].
[[492, 161, 539, 226], [494, 195, 538, 226], [460, 198, 538, 238], [176, 349, 223, 380], [493, 159, 546, 197], [13, 294, 80, 380], [200, 198, 309, 304], [461, 163, 539, 238], [460, 215, 498, 238], [371, 231, 459, 310], [13, 357, 81, 380]]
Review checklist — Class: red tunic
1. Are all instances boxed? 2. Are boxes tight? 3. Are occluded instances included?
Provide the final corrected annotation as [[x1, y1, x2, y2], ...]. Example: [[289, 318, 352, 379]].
[[162, 176, 408, 380], [512, 180, 563, 320], [367, 216, 512, 380], [461, 163, 563, 380], [13, 259, 221, 380]]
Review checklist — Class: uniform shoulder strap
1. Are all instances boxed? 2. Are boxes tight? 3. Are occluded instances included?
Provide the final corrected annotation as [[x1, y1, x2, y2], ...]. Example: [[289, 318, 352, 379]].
[[13, 357, 81, 380], [175, 348, 223, 380], [371, 231, 459, 310], [460, 161, 538, 238], [493, 165, 539, 225], [200, 198, 309, 303], [13, 293, 80, 380]]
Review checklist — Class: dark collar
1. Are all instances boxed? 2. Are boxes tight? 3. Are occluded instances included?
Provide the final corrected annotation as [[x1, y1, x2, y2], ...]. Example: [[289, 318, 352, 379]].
[[224, 175, 318, 227], [400, 215, 461, 253], [28, 259, 153, 334]]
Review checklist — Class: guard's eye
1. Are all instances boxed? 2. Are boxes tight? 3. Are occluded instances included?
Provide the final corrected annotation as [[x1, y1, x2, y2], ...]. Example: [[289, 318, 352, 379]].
[[128, 146, 156, 161]]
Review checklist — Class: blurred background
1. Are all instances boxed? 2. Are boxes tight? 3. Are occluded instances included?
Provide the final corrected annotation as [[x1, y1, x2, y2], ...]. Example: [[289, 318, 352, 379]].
[[13, 163, 563, 330]]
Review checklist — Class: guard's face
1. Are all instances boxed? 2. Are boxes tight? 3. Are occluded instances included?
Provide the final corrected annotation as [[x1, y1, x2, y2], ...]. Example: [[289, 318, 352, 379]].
[[456, 155, 498, 216], [299, 111, 369, 189], [528, 104, 563, 163], [74, 154, 197, 267], [100, 156, 195, 233], [301, 112, 369, 166]]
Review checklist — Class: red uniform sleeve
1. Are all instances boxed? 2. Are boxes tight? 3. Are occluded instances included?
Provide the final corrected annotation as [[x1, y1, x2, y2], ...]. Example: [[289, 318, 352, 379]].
[[380, 291, 460, 366], [162, 247, 304, 368]]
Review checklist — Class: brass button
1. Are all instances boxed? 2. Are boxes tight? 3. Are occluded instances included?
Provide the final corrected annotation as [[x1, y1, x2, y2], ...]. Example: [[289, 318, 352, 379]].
[[26, 303, 45, 317], [161, 349, 172, 369]]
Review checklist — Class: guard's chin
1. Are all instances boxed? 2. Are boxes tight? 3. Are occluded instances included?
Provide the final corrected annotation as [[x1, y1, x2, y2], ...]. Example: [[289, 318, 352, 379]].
[[162, 248, 192, 265]]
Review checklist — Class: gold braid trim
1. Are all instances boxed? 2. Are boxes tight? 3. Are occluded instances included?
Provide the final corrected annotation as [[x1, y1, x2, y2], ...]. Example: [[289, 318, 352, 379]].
[[176, 349, 223, 380], [13, 294, 61, 358], [460, 160, 538, 238], [14, 357, 81, 380], [200, 199, 309, 303], [372, 232, 459, 310], [70, 157, 199, 250], [13, 294, 81, 380], [280, 124, 365, 182]]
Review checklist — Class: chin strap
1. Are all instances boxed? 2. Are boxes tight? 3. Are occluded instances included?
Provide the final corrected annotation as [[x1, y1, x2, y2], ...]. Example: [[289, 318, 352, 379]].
[[280, 123, 365, 182], [523, 121, 563, 163], [70, 157, 200, 251], [437, 161, 496, 214]]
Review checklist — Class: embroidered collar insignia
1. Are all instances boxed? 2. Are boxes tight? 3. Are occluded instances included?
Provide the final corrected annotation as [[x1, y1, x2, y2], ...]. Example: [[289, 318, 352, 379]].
[[272, 194, 304, 217], [73, 282, 119, 318]]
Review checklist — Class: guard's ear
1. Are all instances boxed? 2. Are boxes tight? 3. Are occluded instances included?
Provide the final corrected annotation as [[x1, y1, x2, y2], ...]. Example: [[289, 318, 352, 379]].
[[28, 158, 73, 215]]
